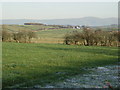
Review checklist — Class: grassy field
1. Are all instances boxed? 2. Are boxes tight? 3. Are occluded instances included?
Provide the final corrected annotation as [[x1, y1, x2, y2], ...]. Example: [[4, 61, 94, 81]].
[[2, 24, 80, 43], [35, 28, 81, 43], [2, 42, 118, 88], [2, 24, 118, 44], [2, 25, 56, 32], [38, 29, 80, 39]]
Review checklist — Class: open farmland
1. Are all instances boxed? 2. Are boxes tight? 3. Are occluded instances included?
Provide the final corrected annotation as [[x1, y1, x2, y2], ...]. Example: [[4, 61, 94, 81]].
[[2, 24, 118, 44], [2, 25, 80, 43], [1, 1, 119, 89], [2, 42, 118, 88]]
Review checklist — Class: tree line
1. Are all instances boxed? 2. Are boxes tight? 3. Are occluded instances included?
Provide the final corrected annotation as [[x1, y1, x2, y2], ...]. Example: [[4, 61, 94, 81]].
[[2, 26, 120, 47], [2, 30, 37, 43], [64, 27, 120, 47]]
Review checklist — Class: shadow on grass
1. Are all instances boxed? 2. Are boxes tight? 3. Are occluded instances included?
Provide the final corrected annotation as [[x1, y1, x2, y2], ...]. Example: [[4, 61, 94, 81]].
[[3, 56, 118, 88], [2, 43, 118, 88]]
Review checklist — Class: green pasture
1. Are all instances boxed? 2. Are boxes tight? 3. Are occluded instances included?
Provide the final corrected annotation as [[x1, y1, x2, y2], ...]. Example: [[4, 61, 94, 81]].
[[1, 25, 80, 43], [2, 25, 55, 31], [2, 42, 118, 88], [38, 29, 80, 39]]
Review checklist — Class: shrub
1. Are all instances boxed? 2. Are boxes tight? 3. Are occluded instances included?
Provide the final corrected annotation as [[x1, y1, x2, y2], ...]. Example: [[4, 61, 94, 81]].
[[2, 30, 12, 42], [13, 30, 37, 43], [64, 28, 119, 47]]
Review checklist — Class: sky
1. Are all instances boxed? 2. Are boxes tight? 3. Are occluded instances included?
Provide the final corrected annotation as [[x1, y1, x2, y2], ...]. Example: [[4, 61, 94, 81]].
[[1, 2, 118, 19]]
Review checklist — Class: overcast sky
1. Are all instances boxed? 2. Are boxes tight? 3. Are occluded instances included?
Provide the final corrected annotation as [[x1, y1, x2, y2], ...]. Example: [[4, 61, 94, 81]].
[[1, 2, 118, 19]]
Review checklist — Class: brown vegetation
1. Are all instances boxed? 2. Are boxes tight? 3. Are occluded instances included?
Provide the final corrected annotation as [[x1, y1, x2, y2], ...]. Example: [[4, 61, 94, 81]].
[[2, 30, 37, 43], [24, 23, 45, 25], [64, 27, 119, 47]]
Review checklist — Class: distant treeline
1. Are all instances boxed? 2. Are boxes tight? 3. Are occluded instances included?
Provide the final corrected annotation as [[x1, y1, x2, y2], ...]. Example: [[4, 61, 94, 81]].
[[64, 27, 120, 47], [1, 25, 120, 47], [24, 23, 44, 25]]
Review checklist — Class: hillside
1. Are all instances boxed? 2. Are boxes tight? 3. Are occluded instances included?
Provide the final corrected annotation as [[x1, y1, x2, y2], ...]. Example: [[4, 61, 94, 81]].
[[1, 24, 118, 44], [1, 17, 118, 26]]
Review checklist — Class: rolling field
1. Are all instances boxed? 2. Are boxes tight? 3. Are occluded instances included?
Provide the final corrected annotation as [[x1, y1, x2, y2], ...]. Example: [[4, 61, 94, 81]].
[[2, 25, 80, 43], [2, 25, 56, 32], [35, 28, 80, 43], [2, 42, 118, 88]]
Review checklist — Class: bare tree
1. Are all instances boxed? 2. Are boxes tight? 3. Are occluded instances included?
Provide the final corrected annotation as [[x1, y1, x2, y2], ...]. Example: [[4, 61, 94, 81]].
[[27, 31, 37, 43], [82, 28, 95, 46], [13, 30, 37, 43], [2, 30, 12, 42]]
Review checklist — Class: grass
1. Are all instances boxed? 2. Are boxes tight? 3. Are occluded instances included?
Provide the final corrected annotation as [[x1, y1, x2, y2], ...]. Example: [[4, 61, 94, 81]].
[[2, 42, 118, 88], [38, 28, 80, 39], [1, 25, 119, 87], [1, 25, 56, 32], [35, 28, 80, 43], [2, 25, 80, 39], [1, 25, 80, 43]]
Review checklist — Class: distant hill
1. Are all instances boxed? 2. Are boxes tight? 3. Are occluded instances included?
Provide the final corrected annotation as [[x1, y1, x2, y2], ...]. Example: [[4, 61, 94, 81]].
[[0, 17, 118, 26]]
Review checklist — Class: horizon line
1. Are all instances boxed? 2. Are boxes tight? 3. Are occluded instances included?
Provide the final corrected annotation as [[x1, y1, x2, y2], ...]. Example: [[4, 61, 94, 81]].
[[1, 16, 118, 20]]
